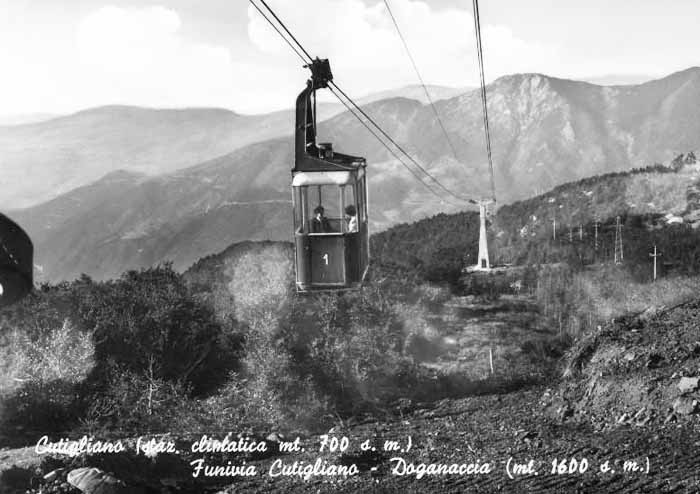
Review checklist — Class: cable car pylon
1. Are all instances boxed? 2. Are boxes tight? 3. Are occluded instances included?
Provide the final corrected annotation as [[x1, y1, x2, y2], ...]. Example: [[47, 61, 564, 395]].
[[474, 199, 493, 270], [466, 0, 497, 273]]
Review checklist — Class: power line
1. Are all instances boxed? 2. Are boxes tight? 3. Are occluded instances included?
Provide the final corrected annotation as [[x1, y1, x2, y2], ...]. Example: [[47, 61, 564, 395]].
[[258, 0, 313, 62], [382, 0, 462, 164], [329, 81, 473, 203], [249, 0, 474, 204], [248, 0, 309, 65], [471, 0, 496, 202], [328, 86, 460, 204]]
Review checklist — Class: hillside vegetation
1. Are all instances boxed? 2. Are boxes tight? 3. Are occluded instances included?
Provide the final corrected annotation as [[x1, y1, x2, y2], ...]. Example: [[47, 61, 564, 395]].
[[0, 245, 453, 446], [6, 159, 700, 446], [0, 206, 553, 447], [494, 153, 700, 275], [4, 169, 700, 491]]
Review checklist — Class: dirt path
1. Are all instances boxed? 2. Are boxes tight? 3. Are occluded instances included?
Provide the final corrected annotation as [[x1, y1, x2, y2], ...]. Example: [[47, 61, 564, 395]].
[[208, 389, 700, 493], [410, 294, 550, 379], [4, 388, 699, 493]]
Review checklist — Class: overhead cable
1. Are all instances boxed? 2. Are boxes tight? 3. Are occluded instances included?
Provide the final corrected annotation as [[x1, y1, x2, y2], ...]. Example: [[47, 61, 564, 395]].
[[382, 0, 462, 165], [471, 0, 496, 202]]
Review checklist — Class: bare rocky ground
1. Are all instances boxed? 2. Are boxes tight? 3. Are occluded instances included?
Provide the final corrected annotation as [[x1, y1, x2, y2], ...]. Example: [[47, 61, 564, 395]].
[[3, 296, 700, 493]]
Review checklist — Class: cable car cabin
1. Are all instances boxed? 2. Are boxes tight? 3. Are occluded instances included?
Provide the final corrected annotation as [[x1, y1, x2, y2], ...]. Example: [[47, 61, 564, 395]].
[[292, 164, 369, 291], [0, 213, 33, 308], [292, 58, 369, 292]]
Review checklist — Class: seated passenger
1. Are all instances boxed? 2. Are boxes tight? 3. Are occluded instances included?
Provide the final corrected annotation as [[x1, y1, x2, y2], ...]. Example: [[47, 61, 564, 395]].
[[310, 205, 331, 233], [345, 205, 358, 233]]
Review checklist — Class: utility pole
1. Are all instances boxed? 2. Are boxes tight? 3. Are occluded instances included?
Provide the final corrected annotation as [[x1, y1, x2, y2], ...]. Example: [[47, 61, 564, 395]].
[[594, 220, 599, 250], [649, 245, 662, 281], [614, 216, 624, 264]]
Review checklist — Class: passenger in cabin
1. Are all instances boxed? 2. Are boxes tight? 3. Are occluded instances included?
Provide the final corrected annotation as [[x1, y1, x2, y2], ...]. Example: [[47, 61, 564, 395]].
[[345, 205, 358, 233], [310, 205, 331, 233]]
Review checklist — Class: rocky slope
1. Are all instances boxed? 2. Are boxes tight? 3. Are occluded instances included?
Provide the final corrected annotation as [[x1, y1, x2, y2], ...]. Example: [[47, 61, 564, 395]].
[[545, 299, 700, 431]]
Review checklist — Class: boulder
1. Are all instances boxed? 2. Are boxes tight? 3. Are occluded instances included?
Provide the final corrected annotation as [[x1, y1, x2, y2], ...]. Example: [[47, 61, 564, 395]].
[[67, 467, 129, 494], [266, 432, 284, 443], [677, 376, 700, 394], [43, 468, 65, 482], [672, 397, 698, 416]]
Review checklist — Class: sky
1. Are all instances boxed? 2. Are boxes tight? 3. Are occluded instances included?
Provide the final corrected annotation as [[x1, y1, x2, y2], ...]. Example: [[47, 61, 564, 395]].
[[0, 0, 699, 117]]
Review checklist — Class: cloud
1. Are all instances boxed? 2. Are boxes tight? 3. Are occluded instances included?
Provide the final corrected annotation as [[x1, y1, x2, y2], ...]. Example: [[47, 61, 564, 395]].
[[76, 6, 183, 74], [73, 6, 235, 108], [1, 0, 684, 117], [0, 5, 236, 115], [246, 0, 560, 100]]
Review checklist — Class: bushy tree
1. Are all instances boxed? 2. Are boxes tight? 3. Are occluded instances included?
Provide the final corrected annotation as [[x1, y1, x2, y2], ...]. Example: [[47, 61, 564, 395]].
[[280, 288, 412, 417], [371, 211, 480, 288], [74, 264, 237, 394], [0, 264, 242, 438]]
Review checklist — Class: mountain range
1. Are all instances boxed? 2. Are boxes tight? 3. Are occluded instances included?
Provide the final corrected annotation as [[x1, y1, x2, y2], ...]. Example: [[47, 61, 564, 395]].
[[6, 67, 700, 282], [0, 84, 469, 210]]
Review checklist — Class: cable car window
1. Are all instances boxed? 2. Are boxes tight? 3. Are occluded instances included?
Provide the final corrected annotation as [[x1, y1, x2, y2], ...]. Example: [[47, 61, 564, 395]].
[[358, 176, 367, 223], [293, 186, 311, 234], [309, 185, 342, 234], [293, 187, 304, 233], [342, 185, 358, 233]]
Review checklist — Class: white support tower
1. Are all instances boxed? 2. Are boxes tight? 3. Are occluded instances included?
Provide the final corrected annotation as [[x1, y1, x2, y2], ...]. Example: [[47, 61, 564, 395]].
[[474, 199, 492, 270]]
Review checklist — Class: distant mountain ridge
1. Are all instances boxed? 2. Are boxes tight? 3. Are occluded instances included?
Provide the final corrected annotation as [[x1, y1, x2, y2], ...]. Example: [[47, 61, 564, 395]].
[[0, 105, 295, 209], [0, 113, 60, 126], [0, 85, 468, 209], [9, 67, 700, 282], [581, 74, 656, 86], [354, 84, 471, 105]]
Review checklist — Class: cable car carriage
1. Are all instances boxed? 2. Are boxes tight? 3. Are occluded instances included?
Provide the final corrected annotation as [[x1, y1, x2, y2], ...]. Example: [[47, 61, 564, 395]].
[[292, 59, 369, 292], [0, 213, 33, 308]]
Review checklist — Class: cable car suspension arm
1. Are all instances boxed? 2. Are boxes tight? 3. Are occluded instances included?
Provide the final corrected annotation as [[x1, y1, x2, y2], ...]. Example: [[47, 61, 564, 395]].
[[248, 0, 474, 205]]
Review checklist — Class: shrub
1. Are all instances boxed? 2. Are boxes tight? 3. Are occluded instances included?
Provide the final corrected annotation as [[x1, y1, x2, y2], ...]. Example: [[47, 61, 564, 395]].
[[82, 366, 196, 435], [0, 319, 94, 390], [533, 262, 700, 343], [0, 319, 94, 442], [0, 265, 243, 439], [282, 287, 413, 418], [74, 265, 235, 395], [424, 246, 467, 287]]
